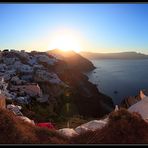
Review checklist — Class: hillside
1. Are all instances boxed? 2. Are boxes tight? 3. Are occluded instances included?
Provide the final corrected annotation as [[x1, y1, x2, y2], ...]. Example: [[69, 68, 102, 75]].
[[80, 51, 148, 60], [0, 49, 114, 125], [48, 49, 96, 71]]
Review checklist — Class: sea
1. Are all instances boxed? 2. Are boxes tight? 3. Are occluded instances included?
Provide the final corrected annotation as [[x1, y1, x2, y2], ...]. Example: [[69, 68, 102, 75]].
[[86, 59, 148, 105]]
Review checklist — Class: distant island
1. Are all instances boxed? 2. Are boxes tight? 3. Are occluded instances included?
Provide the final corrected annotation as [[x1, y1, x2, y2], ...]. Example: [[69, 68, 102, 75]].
[[80, 51, 148, 60]]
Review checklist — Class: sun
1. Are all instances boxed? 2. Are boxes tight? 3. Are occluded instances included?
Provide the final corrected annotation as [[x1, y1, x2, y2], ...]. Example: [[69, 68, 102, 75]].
[[49, 30, 82, 53]]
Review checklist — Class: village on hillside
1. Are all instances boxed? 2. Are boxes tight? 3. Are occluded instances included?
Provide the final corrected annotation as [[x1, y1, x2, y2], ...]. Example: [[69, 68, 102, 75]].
[[0, 49, 67, 104], [0, 49, 111, 139]]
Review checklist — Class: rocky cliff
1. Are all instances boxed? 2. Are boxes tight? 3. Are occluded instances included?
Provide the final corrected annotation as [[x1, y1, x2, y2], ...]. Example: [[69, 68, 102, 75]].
[[48, 49, 114, 118], [0, 49, 114, 121], [48, 49, 95, 72]]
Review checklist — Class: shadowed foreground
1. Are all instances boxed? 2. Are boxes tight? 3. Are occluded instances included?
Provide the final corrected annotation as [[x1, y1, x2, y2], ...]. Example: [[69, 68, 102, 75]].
[[0, 109, 68, 144], [1, 108, 148, 144], [71, 109, 148, 144]]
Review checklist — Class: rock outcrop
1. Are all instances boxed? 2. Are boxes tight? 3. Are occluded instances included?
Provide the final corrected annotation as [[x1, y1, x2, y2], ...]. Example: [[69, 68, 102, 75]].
[[120, 95, 141, 109]]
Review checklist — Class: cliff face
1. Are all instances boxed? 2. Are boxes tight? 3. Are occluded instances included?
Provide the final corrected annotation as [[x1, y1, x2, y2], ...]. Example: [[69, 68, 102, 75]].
[[49, 49, 114, 118], [56, 68, 114, 117]]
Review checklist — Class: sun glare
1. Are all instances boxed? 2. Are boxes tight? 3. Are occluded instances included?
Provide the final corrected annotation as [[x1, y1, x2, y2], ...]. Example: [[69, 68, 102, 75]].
[[49, 30, 82, 53]]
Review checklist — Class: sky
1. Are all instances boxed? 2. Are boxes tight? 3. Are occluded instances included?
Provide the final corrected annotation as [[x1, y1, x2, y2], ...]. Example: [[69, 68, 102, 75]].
[[0, 3, 148, 53]]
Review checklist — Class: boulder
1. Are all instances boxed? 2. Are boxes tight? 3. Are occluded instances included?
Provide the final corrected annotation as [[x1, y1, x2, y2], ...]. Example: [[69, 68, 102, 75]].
[[17, 116, 35, 125], [57, 128, 78, 138], [75, 119, 108, 134]]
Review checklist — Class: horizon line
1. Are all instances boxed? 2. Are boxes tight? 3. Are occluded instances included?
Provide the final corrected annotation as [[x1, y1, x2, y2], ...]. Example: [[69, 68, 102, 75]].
[[1, 48, 148, 55]]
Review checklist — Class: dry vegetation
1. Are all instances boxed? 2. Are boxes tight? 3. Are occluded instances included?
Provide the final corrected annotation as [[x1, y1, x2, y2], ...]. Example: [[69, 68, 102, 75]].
[[71, 109, 148, 144], [1, 107, 148, 144], [0, 108, 68, 144]]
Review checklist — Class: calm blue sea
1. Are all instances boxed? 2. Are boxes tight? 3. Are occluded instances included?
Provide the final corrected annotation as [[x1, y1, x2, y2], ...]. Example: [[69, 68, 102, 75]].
[[86, 59, 148, 105]]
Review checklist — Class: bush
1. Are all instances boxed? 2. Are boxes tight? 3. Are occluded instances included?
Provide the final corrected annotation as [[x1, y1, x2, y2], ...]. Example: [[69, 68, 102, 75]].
[[71, 109, 148, 144], [0, 108, 68, 144], [21, 102, 57, 123]]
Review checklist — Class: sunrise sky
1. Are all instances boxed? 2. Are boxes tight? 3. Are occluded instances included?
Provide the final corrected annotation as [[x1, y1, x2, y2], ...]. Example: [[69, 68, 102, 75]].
[[0, 3, 148, 53]]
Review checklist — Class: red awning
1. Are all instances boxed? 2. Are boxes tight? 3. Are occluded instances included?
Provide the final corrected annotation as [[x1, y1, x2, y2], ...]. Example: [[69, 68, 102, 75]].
[[36, 122, 55, 130]]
